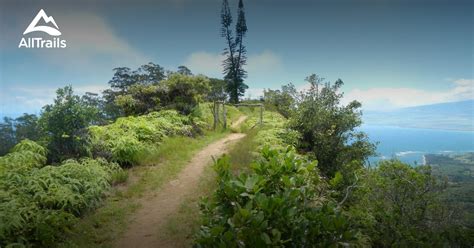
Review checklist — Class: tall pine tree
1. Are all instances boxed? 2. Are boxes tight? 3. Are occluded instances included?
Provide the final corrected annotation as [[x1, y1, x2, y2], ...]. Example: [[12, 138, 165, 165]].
[[221, 0, 248, 103]]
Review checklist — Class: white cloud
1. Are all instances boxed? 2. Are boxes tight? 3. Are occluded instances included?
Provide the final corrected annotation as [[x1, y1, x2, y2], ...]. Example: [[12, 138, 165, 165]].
[[30, 11, 148, 69], [183, 52, 225, 77], [342, 78, 473, 110], [74, 84, 109, 95], [246, 50, 283, 73], [245, 88, 264, 99], [0, 87, 53, 116], [1, 11, 148, 115], [11, 83, 108, 98], [451, 78, 474, 99], [0, 83, 109, 116], [1, 8, 148, 69], [3, 87, 56, 110], [183, 50, 283, 78]]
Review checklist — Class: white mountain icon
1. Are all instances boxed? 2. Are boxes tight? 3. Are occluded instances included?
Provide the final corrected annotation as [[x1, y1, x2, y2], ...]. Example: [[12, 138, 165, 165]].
[[23, 9, 61, 36]]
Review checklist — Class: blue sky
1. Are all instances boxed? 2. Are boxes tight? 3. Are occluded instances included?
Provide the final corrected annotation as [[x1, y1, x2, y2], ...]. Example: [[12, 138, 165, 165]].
[[0, 0, 472, 117]]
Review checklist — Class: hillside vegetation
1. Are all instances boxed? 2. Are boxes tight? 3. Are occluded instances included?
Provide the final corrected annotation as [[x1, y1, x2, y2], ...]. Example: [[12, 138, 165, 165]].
[[89, 110, 200, 166], [193, 76, 472, 247], [427, 153, 474, 227], [0, 140, 123, 246], [0, 102, 243, 247], [0, 63, 472, 247], [1, 0, 471, 246], [0, 65, 241, 247]]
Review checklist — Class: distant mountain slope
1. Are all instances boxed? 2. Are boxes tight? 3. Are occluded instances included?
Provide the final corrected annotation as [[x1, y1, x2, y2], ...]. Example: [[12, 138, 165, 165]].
[[363, 100, 474, 131]]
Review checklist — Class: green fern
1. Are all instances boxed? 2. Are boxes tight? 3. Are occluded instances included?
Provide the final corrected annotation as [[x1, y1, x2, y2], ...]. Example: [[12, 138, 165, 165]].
[[0, 142, 123, 246]]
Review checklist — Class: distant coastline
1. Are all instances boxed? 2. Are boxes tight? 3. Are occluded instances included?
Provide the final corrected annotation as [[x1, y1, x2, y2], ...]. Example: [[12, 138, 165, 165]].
[[363, 100, 474, 132], [363, 124, 474, 166], [362, 123, 474, 132]]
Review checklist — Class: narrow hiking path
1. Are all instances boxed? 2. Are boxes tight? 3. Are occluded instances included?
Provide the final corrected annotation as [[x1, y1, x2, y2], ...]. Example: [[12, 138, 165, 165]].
[[115, 116, 248, 248]]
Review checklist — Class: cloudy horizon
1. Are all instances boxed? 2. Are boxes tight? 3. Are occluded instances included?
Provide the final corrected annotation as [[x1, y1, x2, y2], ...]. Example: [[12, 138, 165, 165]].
[[1, 0, 472, 116]]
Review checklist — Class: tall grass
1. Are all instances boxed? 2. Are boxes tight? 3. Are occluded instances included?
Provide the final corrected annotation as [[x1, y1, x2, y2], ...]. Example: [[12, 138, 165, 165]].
[[227, 128, 259, 174]]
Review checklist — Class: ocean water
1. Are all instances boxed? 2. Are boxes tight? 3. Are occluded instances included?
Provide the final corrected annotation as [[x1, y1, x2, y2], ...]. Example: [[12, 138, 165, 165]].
[[360, 125, 474, 165]]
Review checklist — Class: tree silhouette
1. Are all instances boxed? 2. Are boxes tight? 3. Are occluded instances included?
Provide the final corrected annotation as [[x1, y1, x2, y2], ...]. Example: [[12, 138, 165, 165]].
[[177, 65, 193, 75], [221, 0, 248, 103]]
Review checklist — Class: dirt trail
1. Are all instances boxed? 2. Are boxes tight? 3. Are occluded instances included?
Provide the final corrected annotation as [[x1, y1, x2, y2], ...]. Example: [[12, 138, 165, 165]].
[[229, 115, 248, 129], [115, 116, 247, 248]]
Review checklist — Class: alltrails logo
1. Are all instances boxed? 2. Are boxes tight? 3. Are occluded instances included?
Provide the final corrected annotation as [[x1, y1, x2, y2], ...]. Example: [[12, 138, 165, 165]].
[[19, 9, 67, 48]]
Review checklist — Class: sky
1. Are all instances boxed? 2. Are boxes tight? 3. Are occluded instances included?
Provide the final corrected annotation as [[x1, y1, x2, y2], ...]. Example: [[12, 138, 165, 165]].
[[0, 0, 473, 117]]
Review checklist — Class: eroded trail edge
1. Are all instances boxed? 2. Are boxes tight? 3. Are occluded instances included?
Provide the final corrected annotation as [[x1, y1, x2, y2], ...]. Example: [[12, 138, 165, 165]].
[[115, 116, 247, 248]]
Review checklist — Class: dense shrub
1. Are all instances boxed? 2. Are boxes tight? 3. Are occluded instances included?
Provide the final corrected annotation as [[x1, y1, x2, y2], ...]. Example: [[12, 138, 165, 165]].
[[39, 86, 98, 163], [350, 160, 473, 247], [0, 139, 48, 170], [0, 141, 122, 247], [195, 147, 365, 247], [0, 117, 16, 156], [89, 104, 243, 167], [0, 114, 42, 156], [110, 73, 211, 116], [288, 75, 376, 178], [263, 84, 298, 118], [161, 74, 211, 115], [240, 111, 299, 152], [89, 110, 200, 166], [114, 84, 163, 116]]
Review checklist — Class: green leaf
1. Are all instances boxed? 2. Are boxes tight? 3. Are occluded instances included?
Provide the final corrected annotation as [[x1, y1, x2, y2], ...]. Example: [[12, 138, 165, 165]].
[[261, 233, 272, 245]]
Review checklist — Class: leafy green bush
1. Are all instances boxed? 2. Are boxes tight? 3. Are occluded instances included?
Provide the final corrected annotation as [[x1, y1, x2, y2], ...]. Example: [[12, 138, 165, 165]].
[[287, 75, 376, 177], [109, 135, 146, 165], [0, 141, 122, 247], [39, 85, 97, 162], [241, 110, 299, 152], [0, 139, 47, 170], [350, 160, 473, 247], [263, 84, 298, 118], [114, 84, 162, 116], [90, 105, 243, 166], [89, 110, 198, 166], [195, 147, 364, 247], [161, 74, 211, 115]]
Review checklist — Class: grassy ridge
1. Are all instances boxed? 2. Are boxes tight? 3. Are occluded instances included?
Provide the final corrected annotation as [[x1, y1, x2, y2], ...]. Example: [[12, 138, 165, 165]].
[[60, 104, 243, 247]]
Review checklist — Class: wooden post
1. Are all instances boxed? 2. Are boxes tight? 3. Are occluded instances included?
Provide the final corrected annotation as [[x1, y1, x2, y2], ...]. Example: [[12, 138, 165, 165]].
[[260, 104, 263, 125], [222, 101, 227, 129], [216, 102, 220, 127], [212, 102, 215, 130], [213, 101, 221, 130], [212, 102, 217, 130]]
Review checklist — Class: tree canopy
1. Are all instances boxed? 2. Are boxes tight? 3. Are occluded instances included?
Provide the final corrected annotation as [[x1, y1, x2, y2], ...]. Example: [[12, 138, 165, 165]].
[[39, 86, 96, 162]]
